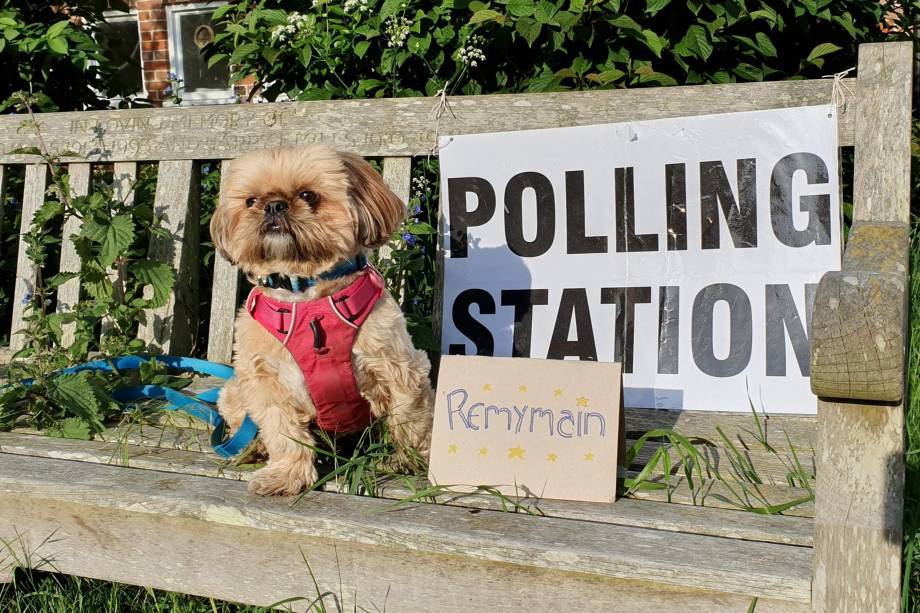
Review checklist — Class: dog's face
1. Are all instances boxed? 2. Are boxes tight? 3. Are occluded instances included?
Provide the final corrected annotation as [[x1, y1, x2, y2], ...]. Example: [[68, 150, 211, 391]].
[[211, 145, 405, 276]]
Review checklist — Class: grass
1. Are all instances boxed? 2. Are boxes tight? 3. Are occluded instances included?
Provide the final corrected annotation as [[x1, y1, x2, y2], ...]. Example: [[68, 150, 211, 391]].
[[0, 568, 272, 613], [902, 218, 920, 612]]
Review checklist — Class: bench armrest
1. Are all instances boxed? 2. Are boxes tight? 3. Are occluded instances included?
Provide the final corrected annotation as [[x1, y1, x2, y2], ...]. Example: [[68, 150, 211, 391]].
[[810, 221, 910, 402]]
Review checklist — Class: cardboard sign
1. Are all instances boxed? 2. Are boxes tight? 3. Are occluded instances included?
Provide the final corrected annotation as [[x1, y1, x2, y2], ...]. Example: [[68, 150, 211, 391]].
[[428, 355, 622, 503], [438, 105, 841, 414]]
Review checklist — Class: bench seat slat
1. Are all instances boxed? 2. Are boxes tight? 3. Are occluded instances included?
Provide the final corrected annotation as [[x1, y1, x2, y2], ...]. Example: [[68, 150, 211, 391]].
[[0, 452, 812, 607]]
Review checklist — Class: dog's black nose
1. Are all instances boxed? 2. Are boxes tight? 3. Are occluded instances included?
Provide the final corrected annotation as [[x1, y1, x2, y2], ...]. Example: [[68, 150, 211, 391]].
[[265, 200, 289, 215]]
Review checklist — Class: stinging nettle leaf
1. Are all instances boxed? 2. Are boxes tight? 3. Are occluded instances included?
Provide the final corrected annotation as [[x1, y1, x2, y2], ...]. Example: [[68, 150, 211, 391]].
[[132, 261, 176, 308], [99, 215, 135, 268]]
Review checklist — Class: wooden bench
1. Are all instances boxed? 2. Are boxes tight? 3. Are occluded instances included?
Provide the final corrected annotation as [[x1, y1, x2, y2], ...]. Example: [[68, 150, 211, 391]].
[[0, 41, 910, 611]]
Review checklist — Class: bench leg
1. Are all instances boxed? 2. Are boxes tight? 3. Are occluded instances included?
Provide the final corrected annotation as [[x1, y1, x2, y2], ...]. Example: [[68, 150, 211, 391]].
[[812, 399, 904, 612]]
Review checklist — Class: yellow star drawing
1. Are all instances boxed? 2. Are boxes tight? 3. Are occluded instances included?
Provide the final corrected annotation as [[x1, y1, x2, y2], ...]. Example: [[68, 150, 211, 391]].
[[482, 383, 493, 392], [518, 384, 528, 393], [508, 445, 526, 460], [478, 447, 489, 456], [583, 452, 595, 461], [546, 453, 558, 462], [576, 396, 590, 407], [553, 388, 564, 397], [448, 444, 459, 454]]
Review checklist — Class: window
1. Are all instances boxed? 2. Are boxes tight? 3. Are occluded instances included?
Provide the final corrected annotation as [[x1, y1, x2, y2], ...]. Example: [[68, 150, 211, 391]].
[[166, 2, 233, 105], [98, 11, 144, 102]]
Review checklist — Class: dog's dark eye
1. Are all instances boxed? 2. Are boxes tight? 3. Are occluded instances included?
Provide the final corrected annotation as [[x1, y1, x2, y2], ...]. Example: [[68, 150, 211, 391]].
[[299, 191, 319, 205], [245, 197, 257, 208]]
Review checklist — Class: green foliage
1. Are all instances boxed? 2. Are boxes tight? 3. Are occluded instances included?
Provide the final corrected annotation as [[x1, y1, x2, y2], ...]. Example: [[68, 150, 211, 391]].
[[208, 0, 883, 101], [0, 94, 177, 436], [0, 0, 141, 113]]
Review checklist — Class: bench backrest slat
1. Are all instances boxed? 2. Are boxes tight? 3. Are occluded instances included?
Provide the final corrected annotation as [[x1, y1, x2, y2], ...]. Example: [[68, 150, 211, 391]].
[[136, 160, 199, 355], [101, 162, 137, 338], [10, 165, 48, 352], [0, 79, 855, 165], [57, 163, 91, 347], [206, 161, 239, 364]]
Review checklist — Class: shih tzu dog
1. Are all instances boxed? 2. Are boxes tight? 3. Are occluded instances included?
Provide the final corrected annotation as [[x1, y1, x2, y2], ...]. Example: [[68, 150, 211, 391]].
[[211, 145, 434, 496]]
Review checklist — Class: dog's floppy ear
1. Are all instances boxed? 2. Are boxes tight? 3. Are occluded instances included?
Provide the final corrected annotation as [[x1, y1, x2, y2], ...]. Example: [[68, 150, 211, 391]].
[[210, 163, 237, 265], [341, 152, 406, 248]]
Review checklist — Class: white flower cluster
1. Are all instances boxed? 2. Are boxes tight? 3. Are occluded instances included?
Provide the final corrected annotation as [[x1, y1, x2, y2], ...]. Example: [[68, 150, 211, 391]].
[[385, 15, 412, 48], [343, 0, 370, 13], [270, 12, 312, 43], [458, 34, 486, 67], [412, 175, 431, 194]]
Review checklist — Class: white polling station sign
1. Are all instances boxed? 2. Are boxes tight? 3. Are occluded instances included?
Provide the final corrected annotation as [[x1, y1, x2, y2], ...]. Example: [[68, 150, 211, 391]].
[[438, 105, 841, 414]]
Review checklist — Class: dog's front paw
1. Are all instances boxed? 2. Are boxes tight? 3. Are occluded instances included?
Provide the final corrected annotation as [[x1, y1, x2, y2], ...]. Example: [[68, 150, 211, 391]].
[[248, 462, 319, 496]]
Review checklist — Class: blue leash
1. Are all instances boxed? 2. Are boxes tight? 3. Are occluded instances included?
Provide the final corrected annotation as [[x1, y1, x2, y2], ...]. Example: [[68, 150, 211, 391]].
[[37, 355, 257, 459]]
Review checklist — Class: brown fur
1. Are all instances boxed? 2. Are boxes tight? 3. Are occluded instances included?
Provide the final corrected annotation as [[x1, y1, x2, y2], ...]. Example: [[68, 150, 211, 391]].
[[213, 145, 434, 496]]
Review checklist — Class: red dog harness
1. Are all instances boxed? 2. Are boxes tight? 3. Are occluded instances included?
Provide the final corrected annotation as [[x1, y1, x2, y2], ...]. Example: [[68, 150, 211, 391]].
[[246, 268, 384, 434]]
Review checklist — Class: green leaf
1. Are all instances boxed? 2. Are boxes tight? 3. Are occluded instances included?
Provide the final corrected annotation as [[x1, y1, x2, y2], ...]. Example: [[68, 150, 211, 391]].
[[46, 20, 70, 39], [211, 4, 234, 20], [534, 1, 558, 24], [132, 261, 176, 308], [645, 0, 671, 15], [354, 40, 372, 58], [733, 62, 763, 81], [207, 53, 228, 68], [755, 32, 777, 58], [229, 42, 259, 66], [259, 9, 289, 26], [31, 201, 63, 229], [507, 0, 535, 17], [48, 417, 92, 440], [47, 36, 68, 54], [806, 42, 842, 63], [47, 372, 104, 432], [607, 15, 641, 31], [469, 9, 505, 24], [380, 0, 404, 20], [677, 24, 712, 60], [99, 215, 135, 268], [640, 29, 667, 57], [515, 17, 542, 46]]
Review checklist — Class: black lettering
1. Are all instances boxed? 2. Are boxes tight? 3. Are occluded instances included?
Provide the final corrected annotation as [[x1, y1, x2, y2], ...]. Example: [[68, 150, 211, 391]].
[[449, 289, 495, 355], [601, 286, 652, 373], [665, 164, 687, 251], [615, 167, 659, 252], [765, 284, 811, 376], [547, 288, 597, 361], [691, 283, 752, 377], [566, 170, 607, 254], [657, 286, 680, 374], [447, 177, 496, 258], [770, 152, 832, 247], [700, 159, 757, 249], [504, 172, 555, 257], [500, 289, 549, 357]]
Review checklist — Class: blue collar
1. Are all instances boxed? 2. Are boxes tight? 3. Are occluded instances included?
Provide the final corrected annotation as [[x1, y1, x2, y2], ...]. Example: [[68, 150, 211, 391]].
[[257, 254, 368, 293]]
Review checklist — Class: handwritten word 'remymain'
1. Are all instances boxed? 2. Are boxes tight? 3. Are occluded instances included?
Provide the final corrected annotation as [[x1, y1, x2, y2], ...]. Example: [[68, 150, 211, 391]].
[[445, 388, 606, 438]]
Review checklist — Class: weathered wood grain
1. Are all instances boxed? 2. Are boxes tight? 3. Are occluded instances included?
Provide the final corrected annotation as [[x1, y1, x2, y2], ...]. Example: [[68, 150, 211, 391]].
[[9, 165, 47, 353], [377, 157, 413, 288], [811, 42, 911, 613], [0, 453, 812, 606], [811, 222, 909, 402], [206, 161, 239, 364], [0, 79, 855, 165], [101, 162, 136, 337], [56, 163, 91, 347], [137, 160, 200, 355], [4, 425, 816, 546], [0, 165, 6, 271]]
